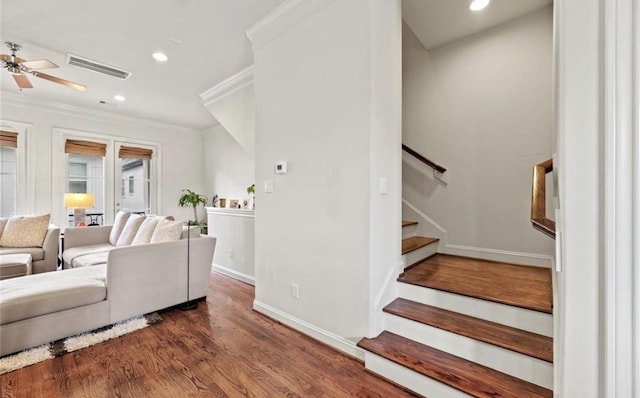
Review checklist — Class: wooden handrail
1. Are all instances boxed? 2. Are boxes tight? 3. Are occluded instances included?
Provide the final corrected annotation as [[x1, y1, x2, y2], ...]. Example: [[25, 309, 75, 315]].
[[531, 159, 556, 239], [402, 144, 447, 173]]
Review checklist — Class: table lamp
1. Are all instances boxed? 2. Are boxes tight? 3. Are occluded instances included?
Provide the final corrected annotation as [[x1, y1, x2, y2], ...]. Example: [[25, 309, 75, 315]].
[[64, 193, 95, 226]]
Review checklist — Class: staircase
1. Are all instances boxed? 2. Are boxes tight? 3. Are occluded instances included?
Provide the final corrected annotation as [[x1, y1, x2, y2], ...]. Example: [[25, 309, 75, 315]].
[[358, 221, 553, 398]]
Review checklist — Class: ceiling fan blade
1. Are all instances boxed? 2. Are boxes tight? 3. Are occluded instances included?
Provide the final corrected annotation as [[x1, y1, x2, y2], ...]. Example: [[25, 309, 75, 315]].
[[32, 71, 86, 91], [13, 74, 33, 89], [21, 59, 58, 69], [0, 54, 10, 62]]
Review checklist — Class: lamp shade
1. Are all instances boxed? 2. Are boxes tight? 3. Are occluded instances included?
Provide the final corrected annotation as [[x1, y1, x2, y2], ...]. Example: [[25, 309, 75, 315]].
[[64, 193, 95, 208]]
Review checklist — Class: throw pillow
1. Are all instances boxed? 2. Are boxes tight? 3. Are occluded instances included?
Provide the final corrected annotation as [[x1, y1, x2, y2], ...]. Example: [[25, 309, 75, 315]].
[[115, 213, 146, 247], [109, 211, 131, 245], [131, 216, 163, 245], [150, 218, 183, 243], [0, 214, 50, 248]]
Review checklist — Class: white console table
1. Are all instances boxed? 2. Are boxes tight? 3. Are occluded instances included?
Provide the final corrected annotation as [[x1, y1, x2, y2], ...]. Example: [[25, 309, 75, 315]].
[[205, 207, 255, 285]]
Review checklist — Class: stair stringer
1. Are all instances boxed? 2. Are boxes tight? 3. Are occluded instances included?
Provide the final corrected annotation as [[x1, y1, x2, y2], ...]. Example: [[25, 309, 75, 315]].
[[370, 259, 404, 337], [402, 198, 553, 267]]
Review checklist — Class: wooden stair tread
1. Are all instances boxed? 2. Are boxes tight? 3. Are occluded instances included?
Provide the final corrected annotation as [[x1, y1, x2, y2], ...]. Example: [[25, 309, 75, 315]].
[[398, 254, 552, 314], [402, 220, 418, 227], [358, 331, 552, 398], [384, 298, 553, 363], [401, 236, 438, 255]]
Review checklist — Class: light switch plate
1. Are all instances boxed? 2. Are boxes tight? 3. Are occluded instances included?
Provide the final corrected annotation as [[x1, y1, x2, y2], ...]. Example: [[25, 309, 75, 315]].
[[379, 177, 389, 194], [264, 180, 274, 193]]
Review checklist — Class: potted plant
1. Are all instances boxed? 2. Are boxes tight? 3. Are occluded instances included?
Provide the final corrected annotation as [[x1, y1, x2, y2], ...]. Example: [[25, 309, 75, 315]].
[[247, 184, 255, 209], [178, 189, 208, 228]]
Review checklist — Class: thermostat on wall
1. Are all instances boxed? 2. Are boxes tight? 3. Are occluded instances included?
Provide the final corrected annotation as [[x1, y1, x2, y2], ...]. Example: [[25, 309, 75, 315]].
[[275, 161, 287, 174]]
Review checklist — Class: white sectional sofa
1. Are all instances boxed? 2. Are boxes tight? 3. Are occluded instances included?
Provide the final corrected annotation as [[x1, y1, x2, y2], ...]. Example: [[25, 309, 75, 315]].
[[0, 215, 216, 357]]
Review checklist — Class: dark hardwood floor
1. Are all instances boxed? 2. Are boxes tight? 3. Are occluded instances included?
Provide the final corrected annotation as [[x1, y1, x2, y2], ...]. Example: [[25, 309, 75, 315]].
[[1, 272, 417, 397]]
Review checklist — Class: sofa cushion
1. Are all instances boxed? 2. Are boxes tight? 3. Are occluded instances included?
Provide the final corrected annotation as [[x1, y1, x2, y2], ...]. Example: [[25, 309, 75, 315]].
[[72, 252, 109, 268], [131, 216, 163, 245], [116, 213, 145, 247], [108, 211, 131, 245], [150, 218, 183, 243], [0, 247, 44, 261], [0, 214, 50, 248], [0, 265, 107, 325], [0, 217, 8, 238], [63, 243, 114, 267]]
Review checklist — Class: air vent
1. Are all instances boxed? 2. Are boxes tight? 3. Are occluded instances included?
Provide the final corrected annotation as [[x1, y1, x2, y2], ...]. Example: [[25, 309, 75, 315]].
[[66, 54, 132, 80]]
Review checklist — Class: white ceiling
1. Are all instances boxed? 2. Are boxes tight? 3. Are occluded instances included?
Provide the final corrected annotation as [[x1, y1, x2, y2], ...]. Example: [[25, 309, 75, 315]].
[[1, 0, 552, 131], [0, 0, 285, 129]]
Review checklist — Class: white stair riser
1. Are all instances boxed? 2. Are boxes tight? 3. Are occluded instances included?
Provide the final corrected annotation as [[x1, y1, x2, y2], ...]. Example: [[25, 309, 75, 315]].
[[402, 243, 438, 268], [399, 283, 553, 337], [364, 352, 470, 398], [384, 314, 553, 389], [402, 224, 418, 239]]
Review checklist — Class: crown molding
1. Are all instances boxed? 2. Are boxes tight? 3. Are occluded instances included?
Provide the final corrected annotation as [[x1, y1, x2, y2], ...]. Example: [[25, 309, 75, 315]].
[[199, 65, 254, 106], [0, 92, 203, 134], [246, 0, 336, 51]]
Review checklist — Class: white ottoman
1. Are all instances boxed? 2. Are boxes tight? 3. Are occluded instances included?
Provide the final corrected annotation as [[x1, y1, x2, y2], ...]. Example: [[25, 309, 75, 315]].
[[0, 254, 32, 280]]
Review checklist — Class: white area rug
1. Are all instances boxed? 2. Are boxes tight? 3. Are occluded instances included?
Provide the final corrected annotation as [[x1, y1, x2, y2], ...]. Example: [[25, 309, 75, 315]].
[[0, 312, 162, 375]]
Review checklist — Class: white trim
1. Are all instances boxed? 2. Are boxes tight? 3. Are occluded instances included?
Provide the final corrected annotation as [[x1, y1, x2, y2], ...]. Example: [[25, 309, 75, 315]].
[[253, 300, 363, 360], [205, 207, 255, 218], [0, 93, 202, 133], [370, 260, 402, 337], [0, 120, 34, 215], [603, 0, 636, 396], [212, 263, 255, 286], [633, 0, 640, 392], [441, 244, 553, 268], [199, 66, 254, 106], [246, 0, 336, 51]]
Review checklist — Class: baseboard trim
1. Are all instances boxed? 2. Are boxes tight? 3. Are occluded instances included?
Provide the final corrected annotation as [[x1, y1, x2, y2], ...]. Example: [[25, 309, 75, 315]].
[[253, 300, 364, 360], [441, 244, 553, 267], [212, 263, 255, 286]]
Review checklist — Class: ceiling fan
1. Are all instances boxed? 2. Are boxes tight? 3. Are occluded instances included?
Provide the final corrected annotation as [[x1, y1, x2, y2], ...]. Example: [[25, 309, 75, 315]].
[[0, 42, 86, 91]]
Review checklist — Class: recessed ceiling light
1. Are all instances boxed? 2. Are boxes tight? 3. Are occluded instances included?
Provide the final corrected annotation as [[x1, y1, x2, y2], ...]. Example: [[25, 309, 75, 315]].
[[469, 0, 490, 11], [114, 95, 126, 102], [152, 52, 168, 62]]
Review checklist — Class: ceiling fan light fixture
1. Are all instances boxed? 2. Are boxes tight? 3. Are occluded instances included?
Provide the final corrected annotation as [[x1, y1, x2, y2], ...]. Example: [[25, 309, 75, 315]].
[[152, 52, 168, 62], [469, 0, 490, 11], [114, 94, 126, 102]]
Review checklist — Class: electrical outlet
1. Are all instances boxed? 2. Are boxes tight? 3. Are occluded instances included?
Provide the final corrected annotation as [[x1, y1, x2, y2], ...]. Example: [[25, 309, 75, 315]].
[[228, 249, 233, 259], [291, 283, 299, 299]]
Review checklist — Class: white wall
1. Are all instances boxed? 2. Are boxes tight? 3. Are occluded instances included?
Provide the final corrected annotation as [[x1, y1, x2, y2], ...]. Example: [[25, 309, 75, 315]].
[[402, 7, 554, 261], [202, 82, 256, 158], [203, 124, 254, 208], [207, 208, 255, 285], [0, 95, 206, 225], [250, 0, 401, 350]]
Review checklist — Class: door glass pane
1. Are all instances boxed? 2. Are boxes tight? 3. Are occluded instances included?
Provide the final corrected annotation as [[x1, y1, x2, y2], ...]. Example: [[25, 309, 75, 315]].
[[67, 154, 104, 226], [120, 158, 151, 213]]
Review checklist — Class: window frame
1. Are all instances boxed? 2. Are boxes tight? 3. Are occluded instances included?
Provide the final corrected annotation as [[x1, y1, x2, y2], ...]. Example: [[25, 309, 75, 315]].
[[0, 120, 34, 215]]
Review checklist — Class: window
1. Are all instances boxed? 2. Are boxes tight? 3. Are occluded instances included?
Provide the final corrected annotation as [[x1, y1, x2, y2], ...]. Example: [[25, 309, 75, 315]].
[[68, 161, 88, 193], [0, 130, 18, 217], [128, 176, 134, 196]]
